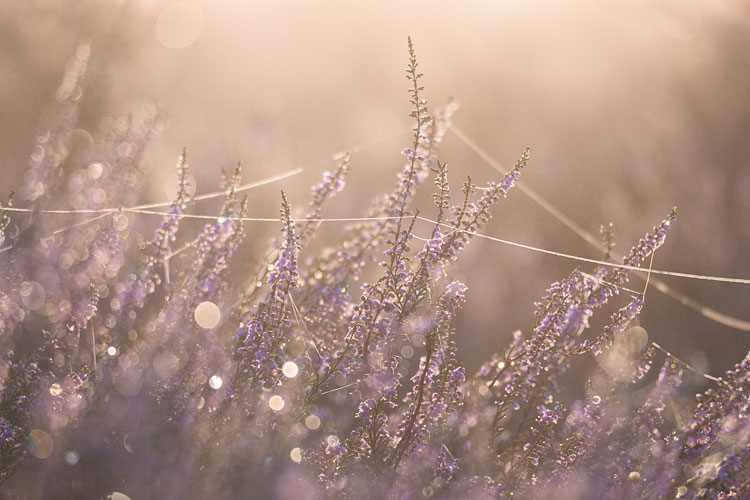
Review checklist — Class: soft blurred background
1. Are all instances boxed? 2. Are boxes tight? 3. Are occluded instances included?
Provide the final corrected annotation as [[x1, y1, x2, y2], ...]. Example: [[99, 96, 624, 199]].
[[1, 0, 748, 380]]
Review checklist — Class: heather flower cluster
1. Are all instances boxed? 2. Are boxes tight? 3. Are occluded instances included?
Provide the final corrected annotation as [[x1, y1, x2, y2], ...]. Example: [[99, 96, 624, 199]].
[[0, 38, 748, 500]]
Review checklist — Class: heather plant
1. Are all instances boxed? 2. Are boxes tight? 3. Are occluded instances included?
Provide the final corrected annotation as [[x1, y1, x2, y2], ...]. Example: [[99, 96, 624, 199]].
[[0, 38, 749, 500]]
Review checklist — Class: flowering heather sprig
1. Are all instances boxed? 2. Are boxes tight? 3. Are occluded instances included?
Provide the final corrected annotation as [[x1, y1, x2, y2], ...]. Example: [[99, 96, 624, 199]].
[[440, 147, 530, 261], [678, 351, 750, 497], [297, 152, 350, 243], [573, 296, 644, 355], [568, 266, 609, 327], [636, 360, 684, 434], [194, 195, 248, 301], [683, 352, 750, 457], [551, 360, 685, 499], [502, 273, 577, 389], [633, 344, 657, 383], [233, 192, 300, 392], [0, 192, 14, 248], [388, 282, 467, 469], [138, 149, 191, 297], [547, 209, 677, 361], [179, 162, 246, 303], [72, 228, 118, 317], [598, 207, 678, 298], [86, 108, 162, 212], [447, 208, 680, 497], [406, 36, 432, 148], [600, 221, 615, 261], [268, 191, 301, 302], [551, 394, 608, 473], [380, 37, 433, 272], [307, 353, 402, 488], [556, 210, 676, 332], [220, 163, 243, 217], [20, 44, 89, 209], [307, 201, 417, 392], [690, 445, 750, 499], [481, 273, 577, 477], [0, 332, 63, 482], [310, 278, 467, 485], [0, 292, 24, 334], [435, 448, 459, 481], [390, 161, 459, 321], [303, 41, 457, 295], [0, 358, 41, 482], [471, 209, 675, 465], [396, 225, 445, 318], [431, 159, 451, 221], [426, 97, 459, 166], [351, 369, 401, 461], [241, 155, 351, 312]]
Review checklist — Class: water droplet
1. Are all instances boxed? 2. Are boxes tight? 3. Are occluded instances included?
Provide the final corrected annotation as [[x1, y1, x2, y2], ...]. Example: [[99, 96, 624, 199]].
[[194, 301, 221, 329], [282, 361, 298, 378], [290, 447, 302, 463]]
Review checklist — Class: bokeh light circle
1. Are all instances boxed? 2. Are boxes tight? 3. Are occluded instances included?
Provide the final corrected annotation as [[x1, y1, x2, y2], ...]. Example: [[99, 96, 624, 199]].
[[156, 1, 205, 49], [194, 301, 221, 329], [29, 429, 53, 459], [269, 395, 285, 411]]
